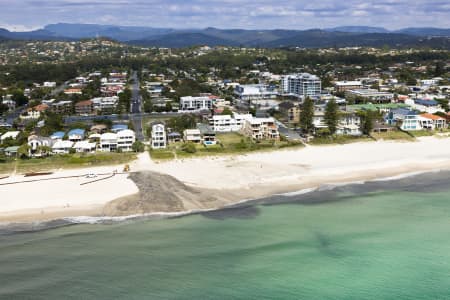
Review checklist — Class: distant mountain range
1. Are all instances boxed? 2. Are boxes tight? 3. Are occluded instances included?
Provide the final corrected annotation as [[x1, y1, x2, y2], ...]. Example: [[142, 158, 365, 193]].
[[0, 23, 449, 48]]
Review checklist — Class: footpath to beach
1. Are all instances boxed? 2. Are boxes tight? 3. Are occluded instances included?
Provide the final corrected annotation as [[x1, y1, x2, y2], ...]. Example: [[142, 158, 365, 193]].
[[1, 136, 450, 222]]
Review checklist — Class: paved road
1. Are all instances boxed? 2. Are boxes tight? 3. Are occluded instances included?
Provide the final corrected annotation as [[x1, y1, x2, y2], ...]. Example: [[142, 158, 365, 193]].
[[129, 71, 145, 141]]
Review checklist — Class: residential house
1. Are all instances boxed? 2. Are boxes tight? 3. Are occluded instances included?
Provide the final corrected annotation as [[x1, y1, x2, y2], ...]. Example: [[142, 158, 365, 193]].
[[64, 88, 82, 95], [405, 99, 444, 114], [100, 133, 118, 152], [241, 117, 280, 140], [52, 140, 74, 154], [197, 123, 216, 145], [21, 104, 49, 120], [0, 131, 20, 143], [313, 108, 362, 135], [27, 135, 54, 157], [183, 129, 202, 143], [167, 132, 182, 143], [117, 129, 136, 152], [151, 122, 167, 149], [75, 100, 94, 115], [111, 124, 128, 133], [50, 131, 65, 141], [91, 96, 118, 113], [400, 114, 423, 131], [73, 141, 97, 153], [419, 113, 447, 130], [90, 124, 108, 134], [4, 146, 19, 157], [50, 101, 73, 115], [208, 113, 253, 132], [67, 129, 85, 142]]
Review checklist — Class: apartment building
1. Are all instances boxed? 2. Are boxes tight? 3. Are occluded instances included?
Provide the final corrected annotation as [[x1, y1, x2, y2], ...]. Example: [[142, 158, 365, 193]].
[[151, 122, 167, 149], [280, 73, 321, 99], [180, 96, 212, 112]]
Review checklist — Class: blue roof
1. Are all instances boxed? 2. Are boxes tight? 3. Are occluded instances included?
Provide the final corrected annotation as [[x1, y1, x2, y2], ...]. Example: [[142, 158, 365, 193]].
[[51, 131, 65, 138], [111, 124, 128, 132], [415, 99, 438, 106], [68, 129, 85, 136]]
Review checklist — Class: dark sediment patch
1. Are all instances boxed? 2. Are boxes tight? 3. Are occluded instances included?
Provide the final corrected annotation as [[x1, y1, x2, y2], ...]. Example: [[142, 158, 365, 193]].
[[103, 171, 233, 216]]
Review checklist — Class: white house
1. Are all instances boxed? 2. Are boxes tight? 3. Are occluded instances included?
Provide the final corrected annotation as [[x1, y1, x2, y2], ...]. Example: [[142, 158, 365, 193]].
[[43, 82, 57, 88], [209, 113, 253, 132], [400, 115, 423, 131], [73, 141, 97, 153], [418, 113, 447, 130], [28, 135, 54, 157], [180, 96, 212, 112], [117, 129, 136, 152], [405, 99, 444, 114], [151, 123, 167, 149], [52, 141, 74, 154], [100, 133, 118, 152], [0, 131, 20, 143]]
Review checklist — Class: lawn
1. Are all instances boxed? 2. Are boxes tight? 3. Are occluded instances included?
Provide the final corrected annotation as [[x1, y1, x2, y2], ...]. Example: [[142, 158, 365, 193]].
[[148, 132, 303, 160], [0, 152, 137, 174]]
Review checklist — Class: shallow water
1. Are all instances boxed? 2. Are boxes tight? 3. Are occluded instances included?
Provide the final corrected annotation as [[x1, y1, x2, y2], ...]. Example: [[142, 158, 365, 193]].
[[1, 172, 450, 299]]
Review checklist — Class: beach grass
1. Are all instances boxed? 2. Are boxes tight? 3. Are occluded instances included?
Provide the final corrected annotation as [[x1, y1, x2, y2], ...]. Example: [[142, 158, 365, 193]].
[[0, 152, 137, 174], [309, 135, 373, 145], [408, 130, 435, 138], [148, 132, 303, 160], [372, 131, 415, 141]]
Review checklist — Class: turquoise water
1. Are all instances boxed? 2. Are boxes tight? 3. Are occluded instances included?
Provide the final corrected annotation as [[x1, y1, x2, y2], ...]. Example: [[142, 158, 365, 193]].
[[1, 174, 450, 299]]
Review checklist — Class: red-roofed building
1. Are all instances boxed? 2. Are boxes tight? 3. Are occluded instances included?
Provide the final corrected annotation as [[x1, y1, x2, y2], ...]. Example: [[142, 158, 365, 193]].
[[75, 100, 94, 115], [419, 113, 447, 130]]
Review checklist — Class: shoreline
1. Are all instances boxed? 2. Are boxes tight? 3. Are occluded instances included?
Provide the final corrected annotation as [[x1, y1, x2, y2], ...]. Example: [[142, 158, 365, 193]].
[[1, 136, 450, 223]]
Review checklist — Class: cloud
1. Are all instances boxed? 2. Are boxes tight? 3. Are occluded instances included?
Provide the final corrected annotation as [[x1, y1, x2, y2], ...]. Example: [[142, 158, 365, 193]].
[[0, 0, 448, 31]]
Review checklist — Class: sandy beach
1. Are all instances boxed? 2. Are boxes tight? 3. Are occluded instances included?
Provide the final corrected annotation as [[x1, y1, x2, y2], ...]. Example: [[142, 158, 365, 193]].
[[2, 136, 450, 222]]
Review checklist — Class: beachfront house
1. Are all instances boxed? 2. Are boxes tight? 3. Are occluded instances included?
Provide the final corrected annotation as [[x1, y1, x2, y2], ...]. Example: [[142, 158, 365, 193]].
[[100, 133, 118, 152], [419, 114, 447, 130], [184, 129, 202, 143], [73, 141, 97, 153], [197, 123, 217, 145], [28, 135, 54, 157], [241, 117, 280, 140], [117, 129, 136, 152], [52, 140, 74, 154], [151, 122, 167, 149], [68, 129, 86, 142], [209, 113, 253, 132], [400, 114, 423, 131]]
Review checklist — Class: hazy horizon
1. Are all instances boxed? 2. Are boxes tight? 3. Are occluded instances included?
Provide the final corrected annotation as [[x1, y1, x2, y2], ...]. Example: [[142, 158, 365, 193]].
[[0, 0, 449, 32]]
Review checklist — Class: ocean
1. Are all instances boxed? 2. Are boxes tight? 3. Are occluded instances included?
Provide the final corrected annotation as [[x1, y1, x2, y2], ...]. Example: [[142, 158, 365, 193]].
[[1, 171, 450, 299]]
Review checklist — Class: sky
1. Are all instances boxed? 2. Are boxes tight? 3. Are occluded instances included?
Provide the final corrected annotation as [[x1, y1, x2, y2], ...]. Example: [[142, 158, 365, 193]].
[[0, 0, 449, 31]]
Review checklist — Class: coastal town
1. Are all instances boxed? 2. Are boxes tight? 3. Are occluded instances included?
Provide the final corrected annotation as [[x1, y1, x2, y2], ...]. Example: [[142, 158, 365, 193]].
[[0, 39, 449, 221]]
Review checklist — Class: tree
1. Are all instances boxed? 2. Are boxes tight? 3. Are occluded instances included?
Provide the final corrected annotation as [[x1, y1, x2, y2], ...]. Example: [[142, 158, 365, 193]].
[[300, 97, 314, 134], [359, 111, 374, 135], [324, 100, 339, 135], [221, 107, 233, 116], [18, 144, 30, 159], [11, 90, 29, 106], [132, 141, 145, 152]]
